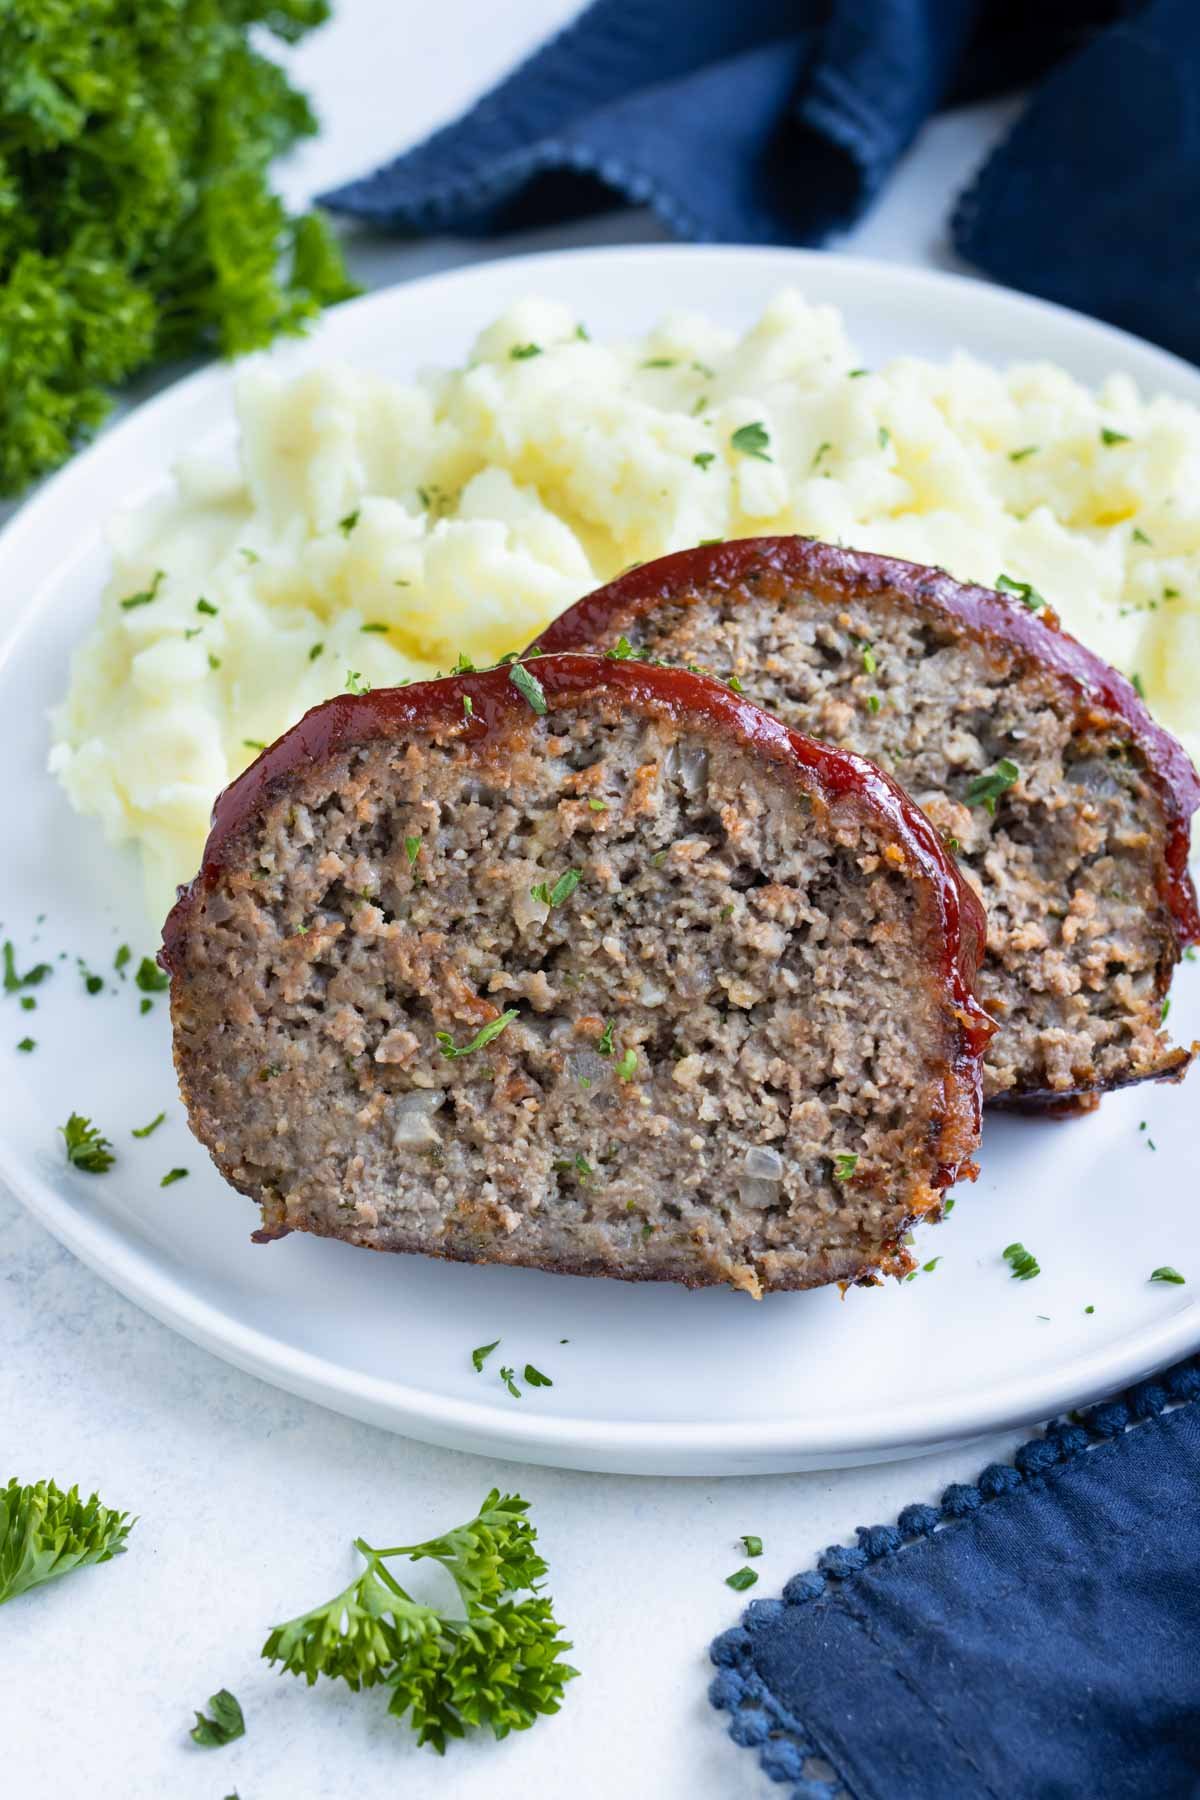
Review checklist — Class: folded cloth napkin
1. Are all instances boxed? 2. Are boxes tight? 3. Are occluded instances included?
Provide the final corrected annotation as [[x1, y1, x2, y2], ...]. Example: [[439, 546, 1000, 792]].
[[321, 0, 1200, 364], [710, 1356, 1200, 1799]]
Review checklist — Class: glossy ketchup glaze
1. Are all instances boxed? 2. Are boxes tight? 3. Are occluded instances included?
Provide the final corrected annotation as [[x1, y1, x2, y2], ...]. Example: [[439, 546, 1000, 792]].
[[160, 655, 994, 1169], [531, 537, 1200, 948]]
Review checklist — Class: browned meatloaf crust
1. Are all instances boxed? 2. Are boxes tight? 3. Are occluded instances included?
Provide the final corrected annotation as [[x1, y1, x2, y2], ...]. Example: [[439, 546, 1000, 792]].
[[161, 654, 992, 1295], [532, 539, 1200, 1109]]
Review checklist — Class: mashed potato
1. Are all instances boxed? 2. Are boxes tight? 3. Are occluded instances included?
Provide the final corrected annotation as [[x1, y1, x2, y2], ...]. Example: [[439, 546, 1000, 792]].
[[50, 290, 1200, 920]]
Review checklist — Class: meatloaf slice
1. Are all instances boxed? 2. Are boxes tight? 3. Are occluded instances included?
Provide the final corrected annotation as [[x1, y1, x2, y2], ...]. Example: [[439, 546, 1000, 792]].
[[161, 654, 991, 1296], [532, 539, 1200, 1109]]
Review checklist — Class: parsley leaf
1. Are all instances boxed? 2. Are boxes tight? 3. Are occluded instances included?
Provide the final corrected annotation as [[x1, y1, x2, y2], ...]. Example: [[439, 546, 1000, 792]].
[[510, 343, 543, 360], [725, 1567, 758, 1591], [693, 452, 715, 470], [730, 421, 771, 462], [191, 1689, 246, 1748], [160, 1167, 188, 1188], [131, 1112, 165, 1139], [345, 670, 370, 695], [740, 1535, 763, 1557], [530, 868, 581, 909], [60, 1114, 115, 1173], [615, 1048, 638, 1080], [499, 1366, 522, 1398], [1008, 445, 1038, 462], [509, 662, 547, 714], [1100, 427, 1131, 446], [119, 570, 165, 610], [523, 1365, 553, 1388], [1150, 1266, 1185, 1285], [404, 836, 421, 869], [597, 1020, 616, 1056], [261, 1490, 576, 1752], [1003, 1242, 1040, 1281], [339, 510, 360, 537], [471, 1340, 500, 1372], [436, 1010, 518, 1060], [834, 1153, 858, 1181], [996, 574, 1045, 612], [135, 957, 169, 994], [16, 1037, 35, 1053], [606, 635, 635, 660], [967, 758, 1020, 814], [0, 1478, 133, 1604], [3, 941, 52, 994]]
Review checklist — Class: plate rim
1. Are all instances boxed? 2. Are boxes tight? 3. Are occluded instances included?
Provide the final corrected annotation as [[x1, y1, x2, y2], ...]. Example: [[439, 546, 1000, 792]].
[[4, 240, 1198, 1473]]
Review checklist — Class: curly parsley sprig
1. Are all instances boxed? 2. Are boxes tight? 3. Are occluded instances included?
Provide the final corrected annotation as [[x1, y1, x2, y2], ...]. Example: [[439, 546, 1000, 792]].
[[0, 1478, 134, 1605], [262, 1490, 577, 1753]]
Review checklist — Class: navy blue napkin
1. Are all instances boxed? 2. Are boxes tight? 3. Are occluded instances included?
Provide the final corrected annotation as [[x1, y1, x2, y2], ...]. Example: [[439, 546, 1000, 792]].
[[710, 1357, 1200, 1799], [321, 0, 1200, 364]]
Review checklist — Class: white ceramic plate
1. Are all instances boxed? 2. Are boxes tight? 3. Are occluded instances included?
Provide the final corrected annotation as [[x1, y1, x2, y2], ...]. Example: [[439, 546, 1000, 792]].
[[3, 245, 1198, 1475]]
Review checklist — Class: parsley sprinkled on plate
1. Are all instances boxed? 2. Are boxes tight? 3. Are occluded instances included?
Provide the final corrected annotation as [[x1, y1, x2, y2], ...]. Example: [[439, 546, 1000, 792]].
[[131, 1112, 165, 1139], [1008, 445, 1038, 462], [1150, 1266, 1185, 1285], [308, 642, 324, 661], [509, 343, 542, 360], [740, 1535, 763, 1558], [436, 1010, 518, 1060], [834, 1153, 858, 1181], [114, 944, 131, 975], [338, 510, 360, 537], [344, 670, 370, 695], [606, 635, 635, 660], [471, 1340, 500, 1372], [404, 835, 421, 868], [1100, 427, 1131, 446], [60, 1114, 115, 1173], [725, 1567, 758, 1591], [524, 1364, 553, 1388], [135, 957, 168, 994], [615, 1048, 638, 1081], [16, 1037, 34, 1053], [1003, 1242, 1040, 1281], [499, 1365, 522, 1397], [4, 941, 51, 993], [694, 451, 715, 470], [160, 1167, 188, 1188]]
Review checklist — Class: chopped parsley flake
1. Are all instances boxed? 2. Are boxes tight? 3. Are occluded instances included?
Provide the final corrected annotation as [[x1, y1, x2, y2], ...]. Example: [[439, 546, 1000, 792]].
[[338, 510, 360, 536], [135, 957, 169, 994], [1003, 1241, 1040, 1281], [878, 427, 890, 450], [1132, 527, 1152, 545], [243, 739, 266, 750], [866, 693, 881, 714], [208, 652, 221, 671], [1009, 445, 1038, 461], [451, 652, 476, 673], [848, 367, 870, 378], [727, 674, 745, 694], [1084, 1304, 1095, 1314], [693, 452, 715, 470], [462, 694, 474, 720], [730, 421, 771, 462], [21, 994, 36, 1012], [119, 570, 164, 610], [499, 1366, 521, 1397], [576, 322, 590, 340], [860, 644, 877, 675], [16, 1036, 34, 1052], [524, 1364, 553, 1388], [615, 1048, 638, 1081], [1132, 672, 1146, 699], [923, 1257, 942, 1273], [190, 1688, 245, 1748], [1100, 427, 1131, 446], [1150, 1266, 1185, 1285], [509, 343, 542, 360], [132, 1112, 165, 1138], [79, 962, 104, 995], [509, 662, 547, 714], [996, 574, 1045, 611], [530, 868, 582, 909], [740, 1535, 763, 1558], [1161, 997, 1170, 1023], [60, 1114, 115, 1173], [361, 621, 388, 634], [344, 670, 370, 695], [641, 357, 675, 369], [597, 1020, 615, 1056], [196, 597, 218, 616], [160, 1167, 188, 1188], [811, 440, 832, 469], [404, 836, 421, 868], [114, 945, 131, 975], [967, 758, 1020, 814], [139, 998, 153, 1015], [834, 1153, 858, 1181], [588, 797, 608, 812], [725, 1567, 758, 1592], [4, 941, 51, 993], [471, 1340, 500, 1372], [436, 1010, 518, 1060], [606, 635, 635, 660], [308, 643, 324, 661]]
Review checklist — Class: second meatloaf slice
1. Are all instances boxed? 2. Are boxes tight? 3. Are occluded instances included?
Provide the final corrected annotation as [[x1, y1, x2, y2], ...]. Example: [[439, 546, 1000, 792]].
[[162, 655, 990, 1296], [533, 539, 1200, 1108]]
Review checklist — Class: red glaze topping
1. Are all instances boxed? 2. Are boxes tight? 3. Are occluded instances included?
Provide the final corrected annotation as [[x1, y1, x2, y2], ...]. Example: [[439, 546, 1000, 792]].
[[531, 537, 1200, 946], [160, 655, 994, 1165]]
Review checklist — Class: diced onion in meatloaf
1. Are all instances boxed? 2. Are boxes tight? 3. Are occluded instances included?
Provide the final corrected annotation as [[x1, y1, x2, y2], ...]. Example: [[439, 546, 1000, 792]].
[[532, 539, 1200, 1109], [162, 654, 991, 1296]]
